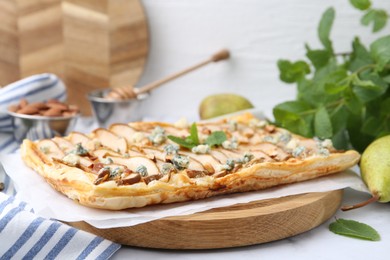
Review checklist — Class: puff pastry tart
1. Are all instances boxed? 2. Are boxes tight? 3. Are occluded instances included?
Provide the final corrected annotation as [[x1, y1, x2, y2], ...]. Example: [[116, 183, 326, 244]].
[[21, 113, 360, 210]]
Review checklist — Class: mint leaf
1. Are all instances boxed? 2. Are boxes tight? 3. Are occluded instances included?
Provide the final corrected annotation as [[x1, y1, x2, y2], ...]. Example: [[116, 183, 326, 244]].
[[349, 0, 371, 10], [353, 73, 388, 103], [314, 106, 333, 138], [329, 218, 380, 241], [344, 89, 363, 115], [370, 35, 390, 71], [305, 46, 332, 70], [361, 9, 388, 32], [205, 131, 227, 147], [189, 123, 199, 145], [347, 112, 373, 151], [167, 135, 196, 149], [349, 37, 374, 72], [273, 101, 315, 137], [330, 104, 348, 132], [277, 60, 310, 83], [318, 7, 335, 52]]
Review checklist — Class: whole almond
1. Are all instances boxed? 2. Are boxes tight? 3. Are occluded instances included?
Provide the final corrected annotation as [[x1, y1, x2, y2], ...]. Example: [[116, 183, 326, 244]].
[[62, 111, 77, 117], [19, 99, 28, 108], [8, 104, 19, 112], [29, 102, 48, 110], [47, 102, 68, 111], [47, 99, 61, 104], [43, 108, 63, 117], [17, 106, 39, 115]]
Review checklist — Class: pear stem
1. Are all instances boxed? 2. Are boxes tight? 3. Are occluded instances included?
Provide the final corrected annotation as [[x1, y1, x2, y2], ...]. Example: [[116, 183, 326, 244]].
[[341, 193, 380, 211]]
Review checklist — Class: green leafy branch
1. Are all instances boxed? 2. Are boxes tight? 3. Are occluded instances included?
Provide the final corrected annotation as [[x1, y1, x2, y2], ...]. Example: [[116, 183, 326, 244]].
[[167, 123, 227, 149], [273, 0, 390, 152]]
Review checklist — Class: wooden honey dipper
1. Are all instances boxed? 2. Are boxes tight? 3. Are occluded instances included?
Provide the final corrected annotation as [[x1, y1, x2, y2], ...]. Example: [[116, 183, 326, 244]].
[[105, 49, 230, 100]]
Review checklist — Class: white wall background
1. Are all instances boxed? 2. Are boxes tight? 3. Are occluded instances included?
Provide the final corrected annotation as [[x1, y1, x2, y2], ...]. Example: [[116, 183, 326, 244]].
[[137, 0, 390, 121]]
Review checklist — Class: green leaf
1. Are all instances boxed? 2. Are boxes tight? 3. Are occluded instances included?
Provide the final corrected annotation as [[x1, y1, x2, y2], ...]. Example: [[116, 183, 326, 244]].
[[189, 123, 199, 145], [361, 9, 388, 32], [318, 7, 335, 52], [314, 106, 333, 138], [277, 60, 311, 83], [325, 83, 348, 94], [331, 130, 350, 150], [329, 218, 380, 241], [167, 135, 196, 149], [370, 35, 390, 71], [382, 74, 390, 84], [361, 116, 383, 136], [353, 73, 388, 103], [205, 131, 227, 147], [344, 89, 363, 115], [349, 37, 374, 72], [329, 104, 348, 134], [305, 45, 332, 69], [273, 101, 315, 137], [347, 112, 374, 152], [323, 69, 350, 95], [349, 0, 371, 10]]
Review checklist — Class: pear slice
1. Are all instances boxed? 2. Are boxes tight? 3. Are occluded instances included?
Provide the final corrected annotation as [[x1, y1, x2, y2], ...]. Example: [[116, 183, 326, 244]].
[[93, 128, 127, 154], [52, 137, 75, 153], [68, 132, 91, 147], [37, 139, 65, 159], [109, 124, 137, 143]]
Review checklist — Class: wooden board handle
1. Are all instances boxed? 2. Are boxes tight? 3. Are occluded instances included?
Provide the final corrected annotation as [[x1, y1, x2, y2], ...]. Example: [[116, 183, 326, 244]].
[[106, 49, 230, 99]]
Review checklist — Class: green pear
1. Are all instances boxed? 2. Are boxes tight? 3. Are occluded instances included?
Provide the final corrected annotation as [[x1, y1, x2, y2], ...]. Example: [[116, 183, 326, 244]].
[[199, 93, 254, 120], [360, 135, 390, 203]]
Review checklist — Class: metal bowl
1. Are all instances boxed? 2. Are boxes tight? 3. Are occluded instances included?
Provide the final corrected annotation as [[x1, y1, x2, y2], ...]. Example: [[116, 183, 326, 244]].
[[7, 111, 79, 143], [87, 89, 149, 128]]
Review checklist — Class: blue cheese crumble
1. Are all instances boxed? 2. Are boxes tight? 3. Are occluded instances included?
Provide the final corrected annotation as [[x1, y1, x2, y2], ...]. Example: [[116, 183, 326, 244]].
[[62, 153, 80, 166], [164, 144, 179, 155], [249, 119, 268, 129], [222, 137, 238, 150], [228, 120, 238, 131], [221, 158, 235, 171], [70, 143, 88, 155], [110, 167, 123, 178], [161, 163, 175, 175], [102, 157, 113, 164], [191, 144, 210, 154], [136, 165, 148, 177], [149, 126, 167, 145], [292, 146, 306, 158], [172, 155, 190, 170]]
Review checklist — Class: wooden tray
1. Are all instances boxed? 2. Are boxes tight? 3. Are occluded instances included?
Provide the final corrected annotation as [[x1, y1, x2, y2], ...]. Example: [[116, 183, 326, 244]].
[[67, 190, 342, 249]]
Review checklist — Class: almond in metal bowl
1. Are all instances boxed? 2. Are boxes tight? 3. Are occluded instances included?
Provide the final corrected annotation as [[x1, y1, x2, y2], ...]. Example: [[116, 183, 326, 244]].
[[7, 99, 80, 143]]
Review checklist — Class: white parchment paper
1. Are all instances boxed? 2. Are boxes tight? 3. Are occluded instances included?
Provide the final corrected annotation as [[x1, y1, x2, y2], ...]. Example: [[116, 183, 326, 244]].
[[1, 153, 369, 229]]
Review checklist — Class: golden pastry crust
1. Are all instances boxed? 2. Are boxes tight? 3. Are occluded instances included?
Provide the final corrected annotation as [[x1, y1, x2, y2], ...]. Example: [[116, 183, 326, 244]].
[[21, 112, 360, 210]]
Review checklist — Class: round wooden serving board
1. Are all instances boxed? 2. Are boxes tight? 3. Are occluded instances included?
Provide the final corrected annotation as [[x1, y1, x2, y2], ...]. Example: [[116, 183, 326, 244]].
[[68, 190, 342, 249]]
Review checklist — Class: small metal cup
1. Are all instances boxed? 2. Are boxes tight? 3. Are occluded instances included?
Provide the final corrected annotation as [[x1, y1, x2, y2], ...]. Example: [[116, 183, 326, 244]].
[[7, 111, 79, 143], [87, 89, 149, 128]]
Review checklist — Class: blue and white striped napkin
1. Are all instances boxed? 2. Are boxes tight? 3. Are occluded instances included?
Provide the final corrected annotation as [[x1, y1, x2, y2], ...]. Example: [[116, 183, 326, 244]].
[[0, 74, 121, 259], [0, 73, 67, 153], [0, 193, 120, 259]]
